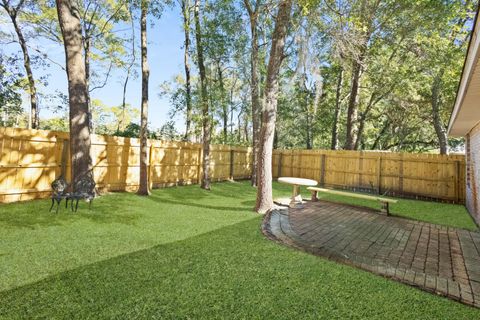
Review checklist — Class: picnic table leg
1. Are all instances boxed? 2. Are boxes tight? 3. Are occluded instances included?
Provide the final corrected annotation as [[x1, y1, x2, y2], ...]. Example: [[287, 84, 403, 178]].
[[289, 185, 303, 208]]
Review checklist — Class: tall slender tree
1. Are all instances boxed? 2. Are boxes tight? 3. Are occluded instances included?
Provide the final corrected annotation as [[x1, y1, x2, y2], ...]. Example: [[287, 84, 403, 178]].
[[194, 0, 211, 190], [255, 0, 293, 213], [56, 0, 92, 186], [180, 0, 192, 141], [137, 0, 150, 195], [1, 0, 39, 129], [331, 66, 343, 149], [243, 0, 261, 186]]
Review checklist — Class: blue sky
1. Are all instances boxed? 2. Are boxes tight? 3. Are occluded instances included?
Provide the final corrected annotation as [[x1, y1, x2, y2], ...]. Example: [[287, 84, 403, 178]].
[[1, 5, 187, 130]]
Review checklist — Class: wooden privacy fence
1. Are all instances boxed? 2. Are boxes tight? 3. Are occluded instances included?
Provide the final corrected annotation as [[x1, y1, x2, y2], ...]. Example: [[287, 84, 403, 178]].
[[0, 127, 466, 203], [0, 127, 252, 203], [273, 149, 466, 203]]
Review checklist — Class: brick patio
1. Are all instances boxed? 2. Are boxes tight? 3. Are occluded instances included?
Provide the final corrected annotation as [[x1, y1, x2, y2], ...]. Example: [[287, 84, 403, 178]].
[[262, 200, 480, 308]]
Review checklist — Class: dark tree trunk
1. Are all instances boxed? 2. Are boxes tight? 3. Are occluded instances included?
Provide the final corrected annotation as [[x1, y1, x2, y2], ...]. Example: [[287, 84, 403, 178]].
[[255, 0, 293, 213], [244, 0, 261, 186], [56, 0, 92, 187], [371, 119, 389, 150], [83, 36, 92, 132], [2, 0, 39, 129], [432, 73, 448, 155], [119, 7, 135, 133], [345, 58, 363, 150], [194, 0, 211, 190], [181, 0, 192, 141], [137, 0, 150, 195], [331, 67, 343, 150], [306, 111, 312, 149], [217, 64, 228, 144]]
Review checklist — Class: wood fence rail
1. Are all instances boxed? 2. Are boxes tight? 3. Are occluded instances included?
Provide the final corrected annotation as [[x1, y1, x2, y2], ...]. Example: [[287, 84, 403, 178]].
[[0, 127, 466, 203]]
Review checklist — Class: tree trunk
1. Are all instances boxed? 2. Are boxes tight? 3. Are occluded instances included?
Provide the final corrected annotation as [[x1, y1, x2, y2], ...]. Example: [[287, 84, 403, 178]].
[[345, 59, 363, 150], [255, 0, 293, 213], [2, 1, 39, 129], [371, 119, 389, 150], [137, 0, 150, 195], [432, 73, 448, 155], [181, 0, 192, 141], [306, 111, 312, 149], [244, 0, 261, 187], [118, 6, 136, 134], [194, 0, 211, 190], [84, 36, 93, 132], [217, 64, 228, 144], [331, 67, 343, 150], [56, 0, 92, 187]]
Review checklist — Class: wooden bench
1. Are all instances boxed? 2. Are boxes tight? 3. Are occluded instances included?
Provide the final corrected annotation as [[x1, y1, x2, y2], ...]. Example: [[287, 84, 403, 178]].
[[307, 187, 398, 215]]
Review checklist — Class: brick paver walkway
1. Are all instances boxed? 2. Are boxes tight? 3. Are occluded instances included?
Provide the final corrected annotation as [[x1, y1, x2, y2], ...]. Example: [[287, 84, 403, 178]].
[[262, 200, 480, 307]]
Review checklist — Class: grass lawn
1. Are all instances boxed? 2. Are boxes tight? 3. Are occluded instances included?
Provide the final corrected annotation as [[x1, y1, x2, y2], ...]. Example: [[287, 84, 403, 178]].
[[0, 181, 479, 319]]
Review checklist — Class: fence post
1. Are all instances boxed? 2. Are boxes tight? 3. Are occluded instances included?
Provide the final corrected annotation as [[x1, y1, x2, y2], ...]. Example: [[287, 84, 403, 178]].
[[197, 146, 203, 185], [229, 148, 234, 180], [399, 154, 404, 196], [60, 139, 69, 178], [455, 160, 460, 203], [358, 152, 363, 189], [320, 154, 326, 187], [277, 152, 283, 178], [148, 143, 154, 190], [377, 157, 382, 195]]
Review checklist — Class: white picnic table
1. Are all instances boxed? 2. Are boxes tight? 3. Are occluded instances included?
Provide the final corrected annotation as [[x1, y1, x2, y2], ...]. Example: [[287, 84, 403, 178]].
[[278, 177, 318, 208]]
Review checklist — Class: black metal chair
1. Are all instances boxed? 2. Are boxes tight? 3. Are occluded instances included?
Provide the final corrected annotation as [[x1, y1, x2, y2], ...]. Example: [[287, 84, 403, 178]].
[[50, 176, 70, 213], [68, 171, 96, 212]]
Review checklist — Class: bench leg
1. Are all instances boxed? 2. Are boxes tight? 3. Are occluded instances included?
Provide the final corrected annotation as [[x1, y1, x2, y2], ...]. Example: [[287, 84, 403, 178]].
[[311, 191, 318, 202], [381, 202, 389, 215]]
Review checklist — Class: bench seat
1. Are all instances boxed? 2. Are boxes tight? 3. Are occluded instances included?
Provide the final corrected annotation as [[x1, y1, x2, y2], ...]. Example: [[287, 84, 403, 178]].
[[307, 187, 398, 215]]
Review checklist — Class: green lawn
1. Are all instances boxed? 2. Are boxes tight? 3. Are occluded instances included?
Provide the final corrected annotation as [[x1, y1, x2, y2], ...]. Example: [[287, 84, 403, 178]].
[[0, 181, 478, 319]]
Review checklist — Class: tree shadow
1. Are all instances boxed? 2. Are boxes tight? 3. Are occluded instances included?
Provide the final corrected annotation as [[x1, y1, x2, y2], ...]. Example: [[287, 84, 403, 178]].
[[0, 195, 140, 229]]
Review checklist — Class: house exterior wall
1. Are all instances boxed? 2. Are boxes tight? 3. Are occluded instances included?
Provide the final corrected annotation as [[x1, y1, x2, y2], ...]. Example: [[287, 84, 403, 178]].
[[466, 121, 480, 225]]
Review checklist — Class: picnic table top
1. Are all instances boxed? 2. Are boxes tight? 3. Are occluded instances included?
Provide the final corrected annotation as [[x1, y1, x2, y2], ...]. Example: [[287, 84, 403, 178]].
[[278, 177, 318, 187]]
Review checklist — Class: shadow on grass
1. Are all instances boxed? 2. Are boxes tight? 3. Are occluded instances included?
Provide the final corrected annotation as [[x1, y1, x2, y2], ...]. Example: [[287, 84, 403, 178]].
[[0, 195, 140, 229], [0, 182, 257, 230], [147, 181, 258, 213], [1, 218, 478, 319]]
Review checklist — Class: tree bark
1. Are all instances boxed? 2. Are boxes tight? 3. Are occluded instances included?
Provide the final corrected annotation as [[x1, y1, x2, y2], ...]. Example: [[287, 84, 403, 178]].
[[345, 58, 363, 150], [2, 0, 39, 129], [331, 67, 343, 150], [217, 64, 228, 144], [137, 0, 150, 195], [244, 0, 261, 187], [181, 0, 192, 141], [194, 0, 211, 190], [84, 36, 92, 131], [432, 72, 448, 155], [371, 119, 389, 150], [56, 0, 92, 187], [255, 0, 293, 213], [118, 5, 135, 133], [305, 109, 312, 149]]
